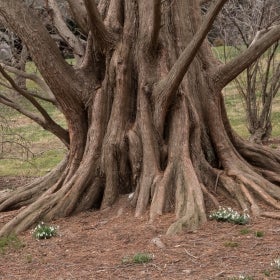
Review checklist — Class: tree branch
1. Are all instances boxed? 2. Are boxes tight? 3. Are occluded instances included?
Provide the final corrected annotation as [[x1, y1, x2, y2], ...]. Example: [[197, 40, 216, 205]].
[[103, 0, 123, 35], [261, 43, 278, 100], [1, 63, 56, 103], [153, 0, 227, 134], [83, 0, 115, 52], [215, 25, 280, 88], [0, 0, 82, 111], [66, 0, 89, 35], [0, 94, 45, 125], [27, 91, 57, 104], [270, 63, 280, 98], [0, 93, 14, 105], [227, 14, 249, 47], [48, 0, 85, 61], [0, 65, 69, 146], [0, 65, 54, 121], [0, 91, 58, 132]]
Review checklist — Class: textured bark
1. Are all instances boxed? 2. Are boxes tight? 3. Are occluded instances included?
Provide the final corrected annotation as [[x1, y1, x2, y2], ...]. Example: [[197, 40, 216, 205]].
[[48, 0, 85, 64], [0, 0, 280, 236]]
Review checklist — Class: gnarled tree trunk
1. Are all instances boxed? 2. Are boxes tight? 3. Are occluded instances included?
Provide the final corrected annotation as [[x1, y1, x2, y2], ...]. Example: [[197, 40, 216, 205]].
[[0, 0, 280, 236]]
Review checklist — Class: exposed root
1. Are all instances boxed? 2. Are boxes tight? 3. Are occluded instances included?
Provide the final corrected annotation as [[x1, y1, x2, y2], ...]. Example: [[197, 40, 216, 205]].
[[0, 157, 67, 211], [134, 87, 161, 217], [217, 174, 251, 211], [0, 88, 108, 236], [150, 164, 173, 220], [166, 166, 206, 235], [0, 163, 97, 236], [237, 174, 280, 210], [135, 174, 158, 217], [261, 211, 280, 219], [101, 148, 120, 208], [257, 169, 280, 185], [166, 165, 206, 235], [161, 97, 207, 234], [235, 138, 280, 173], [239, 183, 260, 216], [0, 191, 62, 236], [150, 159, 207, 235], [75, 178, 104, 212], [208, 96, 280, 222], [218, 162, 280, 217], [222, 101, 280, 174], [200, 184, 220, 209]]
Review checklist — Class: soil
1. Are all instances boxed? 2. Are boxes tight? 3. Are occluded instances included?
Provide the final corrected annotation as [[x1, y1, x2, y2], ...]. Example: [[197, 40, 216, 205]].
[[0, 177, 280, 280]]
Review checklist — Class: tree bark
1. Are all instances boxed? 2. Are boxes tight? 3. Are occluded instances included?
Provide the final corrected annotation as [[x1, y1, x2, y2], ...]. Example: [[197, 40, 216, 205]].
[[0, 0, 280, 236]]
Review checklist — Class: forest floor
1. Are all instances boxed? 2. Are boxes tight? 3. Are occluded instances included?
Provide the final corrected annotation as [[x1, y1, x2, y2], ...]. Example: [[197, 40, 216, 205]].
[[0, 177, 280, 280]]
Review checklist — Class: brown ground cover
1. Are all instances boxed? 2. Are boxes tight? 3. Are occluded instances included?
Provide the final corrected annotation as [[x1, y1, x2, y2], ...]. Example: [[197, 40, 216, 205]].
[[0, 178, 280, 280]]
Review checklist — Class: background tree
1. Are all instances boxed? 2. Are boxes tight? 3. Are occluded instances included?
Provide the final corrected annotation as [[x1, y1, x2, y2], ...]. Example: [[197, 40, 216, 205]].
[[0, 113, 31, 161], [0, 1, 71, 146], [0, 0, 280, 236], [212, 0, 280, 143]]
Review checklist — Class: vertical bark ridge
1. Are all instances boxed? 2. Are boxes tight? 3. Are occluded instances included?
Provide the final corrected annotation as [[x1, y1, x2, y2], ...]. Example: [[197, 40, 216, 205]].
[[166, 96, 206, 234], [99, 0, 138, 208]]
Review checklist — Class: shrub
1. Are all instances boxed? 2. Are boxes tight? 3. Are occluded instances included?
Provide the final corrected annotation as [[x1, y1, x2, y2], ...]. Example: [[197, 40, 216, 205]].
[[122, 253, 153, 264], [0, 234, 24, 253], [209, 207, 250, 225], [239, 228, 250, 235], [255, 231, 264, 238], [132, 253, 153, 264], [31, 222, 58, 240], [271, 258, 280, 270], [224, 241, 238, 248]]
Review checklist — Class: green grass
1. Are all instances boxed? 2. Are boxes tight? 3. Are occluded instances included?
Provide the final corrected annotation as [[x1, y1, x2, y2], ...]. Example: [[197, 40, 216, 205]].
[[0, 102, 66, 176], [239, 228, 251, 235], [212, 45, 244, 62], [255, 231, 264, 238], [0, 66, 67, 176], [0, 149, 66, 176], [271, 111, 280, 137], [122, 253, 153, 264], [0, 234, 25, 254], [213, 44, 280, 63], [223, 85, 280, 138], [216, 45, 280, 139], [224, 241, 239, 248]]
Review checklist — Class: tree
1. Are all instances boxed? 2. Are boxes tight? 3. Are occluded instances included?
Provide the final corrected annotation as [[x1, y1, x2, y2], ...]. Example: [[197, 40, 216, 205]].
[[0, 0, 280, 236], [0, 113, 32, 161], [213, 0, 280, 143]]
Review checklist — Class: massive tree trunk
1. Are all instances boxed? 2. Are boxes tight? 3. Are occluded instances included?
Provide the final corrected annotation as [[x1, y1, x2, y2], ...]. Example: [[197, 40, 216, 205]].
[[0, 0, 280, 236]]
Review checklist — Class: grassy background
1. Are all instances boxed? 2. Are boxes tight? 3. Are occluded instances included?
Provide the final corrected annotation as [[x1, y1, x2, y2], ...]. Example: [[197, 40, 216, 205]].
[[0, 51, 279, 177], [223, 82, 280, 138], [0, 100, 66, 176], [216, 45, 280, 138]]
